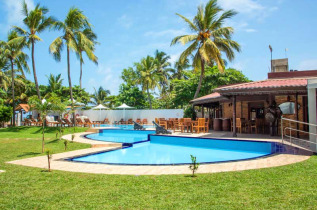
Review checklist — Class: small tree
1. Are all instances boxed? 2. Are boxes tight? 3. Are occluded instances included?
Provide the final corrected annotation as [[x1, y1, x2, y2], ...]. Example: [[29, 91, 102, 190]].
[[45, 149, 53, 172], [64, 140, 68, 151], [0, 104, 12, 128], [189, 155, 200, 177], [28, 95, 62, 153]]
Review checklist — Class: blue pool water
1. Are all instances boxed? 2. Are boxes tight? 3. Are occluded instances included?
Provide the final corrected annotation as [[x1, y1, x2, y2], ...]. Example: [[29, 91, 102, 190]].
[[85, 129, 155, 143], [99, 124, 154, 129], [72, 134, 273, 165]]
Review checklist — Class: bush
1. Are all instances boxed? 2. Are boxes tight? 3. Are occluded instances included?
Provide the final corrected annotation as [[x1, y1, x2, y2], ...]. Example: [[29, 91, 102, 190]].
[[0, 105, 12, 127], [183, 106, 197, 120]]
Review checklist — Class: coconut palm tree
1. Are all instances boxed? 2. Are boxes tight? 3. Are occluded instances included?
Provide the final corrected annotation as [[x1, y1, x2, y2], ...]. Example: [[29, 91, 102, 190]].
[[172, 58, 190, 80], [91, 86, 111, 105], [0, 31, 29, 126], [171, 0, 240, 99], [154, 50, 173, 96], [75, 28, 98, 89], [49, 7, 91, 123], [13, 1, 55, 100], [47, 73, 63, 94], [136, 56, 160, 109]]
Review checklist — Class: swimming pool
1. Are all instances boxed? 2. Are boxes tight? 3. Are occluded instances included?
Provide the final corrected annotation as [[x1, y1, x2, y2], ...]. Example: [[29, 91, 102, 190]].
[[71, 134, 275, 165], [99, 124, 154, 129], [85, 129, 155, 143]]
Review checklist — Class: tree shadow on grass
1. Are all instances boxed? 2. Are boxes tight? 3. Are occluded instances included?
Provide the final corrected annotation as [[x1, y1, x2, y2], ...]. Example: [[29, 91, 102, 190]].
[[46, 139, 60, 144], [0, 126, 31, 133], [17, 152, 41, 157], [32, 127, 60, 134]]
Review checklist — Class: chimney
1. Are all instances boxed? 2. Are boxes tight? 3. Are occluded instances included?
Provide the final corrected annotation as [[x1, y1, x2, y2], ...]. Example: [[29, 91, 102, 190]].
[[271, 58, 289, 72]]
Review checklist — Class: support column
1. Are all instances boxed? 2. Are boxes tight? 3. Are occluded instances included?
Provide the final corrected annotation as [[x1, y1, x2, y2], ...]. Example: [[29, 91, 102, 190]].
[[232, 96, 237, 137], [308, 85, 317, 152], [201, 105, 204, 118], [295, 92, 299, 138], [269, 94, 274, 136]]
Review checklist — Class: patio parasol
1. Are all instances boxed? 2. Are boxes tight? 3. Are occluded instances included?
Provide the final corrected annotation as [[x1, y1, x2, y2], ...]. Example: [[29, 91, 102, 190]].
[[92, 104, 109, 121], [116, 103, 134, 121]]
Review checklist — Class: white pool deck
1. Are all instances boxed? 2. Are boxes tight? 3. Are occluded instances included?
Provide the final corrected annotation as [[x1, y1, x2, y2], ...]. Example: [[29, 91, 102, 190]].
[[7, 127, 313, 175]]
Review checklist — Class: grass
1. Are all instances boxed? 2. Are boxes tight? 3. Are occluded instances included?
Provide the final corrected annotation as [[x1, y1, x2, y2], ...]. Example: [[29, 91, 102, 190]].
[[0, 126, 317, 209]]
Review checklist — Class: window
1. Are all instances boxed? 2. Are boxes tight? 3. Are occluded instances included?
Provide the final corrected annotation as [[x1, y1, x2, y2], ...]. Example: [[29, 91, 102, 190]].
[[279, 102, 298, 114]]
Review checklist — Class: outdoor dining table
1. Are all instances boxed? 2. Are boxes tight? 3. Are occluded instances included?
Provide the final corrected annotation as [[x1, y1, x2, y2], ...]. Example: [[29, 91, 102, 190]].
[[182, 120, 197, 133]]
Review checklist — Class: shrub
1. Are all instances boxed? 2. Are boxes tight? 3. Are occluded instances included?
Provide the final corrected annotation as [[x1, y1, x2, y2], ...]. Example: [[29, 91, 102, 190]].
[[0, 105, 12, 127], [184, 106, 197, 120], [189, 155, 200, 177]]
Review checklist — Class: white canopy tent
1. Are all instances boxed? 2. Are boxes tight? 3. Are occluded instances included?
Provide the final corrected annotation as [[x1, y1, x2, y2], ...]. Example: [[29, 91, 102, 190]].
[[116, 103, 134, 120], [92, 104, 109, 121]]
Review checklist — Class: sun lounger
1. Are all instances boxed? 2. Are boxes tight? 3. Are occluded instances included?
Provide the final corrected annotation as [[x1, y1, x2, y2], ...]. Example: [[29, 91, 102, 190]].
[[133, 121, 145, 130], [153, 121, 171, 134]]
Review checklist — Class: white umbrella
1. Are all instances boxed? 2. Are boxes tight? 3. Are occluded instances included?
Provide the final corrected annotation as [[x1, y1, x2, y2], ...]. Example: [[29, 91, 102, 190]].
[[92, 104, 109, 121], [116, 103, 134, 121]]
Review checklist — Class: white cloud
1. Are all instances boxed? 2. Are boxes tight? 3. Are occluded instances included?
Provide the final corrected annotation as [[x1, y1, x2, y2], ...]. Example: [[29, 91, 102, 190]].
[[117, 15, 133, 29], [245, 28, 257, 33], [169, 53, 180, 64], [86, 64, 121, 94], [218, 0, 278, 20], [2, 0, 35, 32], [297, 59, 317, 70], [144, 28, 187, 38]]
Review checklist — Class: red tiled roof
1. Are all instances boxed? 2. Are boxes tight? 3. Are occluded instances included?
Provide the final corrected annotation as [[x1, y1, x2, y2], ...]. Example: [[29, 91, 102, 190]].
[[15, 104, 30, 112], [214, 78, 307, 91], [190, 92, 227, 103]]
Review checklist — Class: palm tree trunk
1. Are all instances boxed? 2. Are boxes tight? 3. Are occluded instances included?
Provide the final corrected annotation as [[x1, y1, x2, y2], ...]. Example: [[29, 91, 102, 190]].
[[194, 59, 205, 99], [32, 39, 41, 100], [42, 117, 45, 153], [146, 84, 152, 109], [79, 60, 83, 89], [67, 46, 75, 126], [10, 59, 15, 127]]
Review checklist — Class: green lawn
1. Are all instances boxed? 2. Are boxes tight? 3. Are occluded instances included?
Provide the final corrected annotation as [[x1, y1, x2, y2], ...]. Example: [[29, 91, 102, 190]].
[[0, 126, 316, 209]]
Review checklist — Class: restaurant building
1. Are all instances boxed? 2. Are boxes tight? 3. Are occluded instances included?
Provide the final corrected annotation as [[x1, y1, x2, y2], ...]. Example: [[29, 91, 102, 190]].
[[190, 60, 317, 150]]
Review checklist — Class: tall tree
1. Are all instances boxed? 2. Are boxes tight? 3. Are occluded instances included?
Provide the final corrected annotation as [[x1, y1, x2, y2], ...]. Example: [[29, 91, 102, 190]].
[[75, 28, 98, 89], [47, 73, 63, 94], [91, 86, 111, 105], [136, 56, 160, 109], [13, 1, 55, 100], [154, 50, 172, 96], [172, 58, 190, 80], [0, 31, 29, 126], [171, 0, 240, 99], [49, 7, 91, 124]]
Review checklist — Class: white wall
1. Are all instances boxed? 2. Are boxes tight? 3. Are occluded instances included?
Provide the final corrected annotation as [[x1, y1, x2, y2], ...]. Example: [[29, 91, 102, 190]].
[[308, 79, 317, 152], [80, 109, 184, 123]]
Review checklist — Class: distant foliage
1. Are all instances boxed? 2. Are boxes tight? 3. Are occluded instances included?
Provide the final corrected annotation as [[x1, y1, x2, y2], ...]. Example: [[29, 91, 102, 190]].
[[184, 106, 197, 120], [0, 104, 12, 127]]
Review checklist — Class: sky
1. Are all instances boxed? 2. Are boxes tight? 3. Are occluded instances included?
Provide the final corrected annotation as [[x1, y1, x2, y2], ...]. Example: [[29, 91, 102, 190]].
[[0, 0, 317, 95]]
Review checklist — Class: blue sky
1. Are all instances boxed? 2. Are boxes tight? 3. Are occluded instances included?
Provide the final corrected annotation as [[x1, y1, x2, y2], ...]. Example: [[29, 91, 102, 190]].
[[1, 0, 317, 95]]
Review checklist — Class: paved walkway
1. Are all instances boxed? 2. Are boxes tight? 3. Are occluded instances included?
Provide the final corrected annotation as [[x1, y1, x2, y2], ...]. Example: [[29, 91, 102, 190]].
[[7, 129, 313, 175]]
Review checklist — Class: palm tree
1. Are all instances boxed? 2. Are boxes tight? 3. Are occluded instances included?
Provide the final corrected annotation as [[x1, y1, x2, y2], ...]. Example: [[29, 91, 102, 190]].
[[0, 31, 29, 126], [136, 56, 160, 109], [49, 7, 91, 123], [91, 86, 110, 105], [75, 28, 98, 89], [171, 0, 240, 99], [172, 58, 190, 80], [47, 73, 63, 94], [154, 50, 173, 96], [13, 1, 55, 100]]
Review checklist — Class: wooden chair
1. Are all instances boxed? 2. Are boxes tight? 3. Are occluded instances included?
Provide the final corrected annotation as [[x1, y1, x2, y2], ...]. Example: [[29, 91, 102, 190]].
[[127, 119, 133, 124], [142, 119, 148, 125], [173, 119, 180, 132], [46, 116, 59, 127], [154, 118, 159, 124], [159, 119, 167, 129], [204, 118, 209, 133], [179, 118, 192, 133], [63, 118, 73, 127], [58, 119, 66, 127], [103, 118, 110, 124], [136, 118, 141, 124], [192, 118, 206, 133], [85, 118, 100, 127], [76, 118, 85, 127], [236, 118, 243, 133], [250, 118, 264, 134]]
